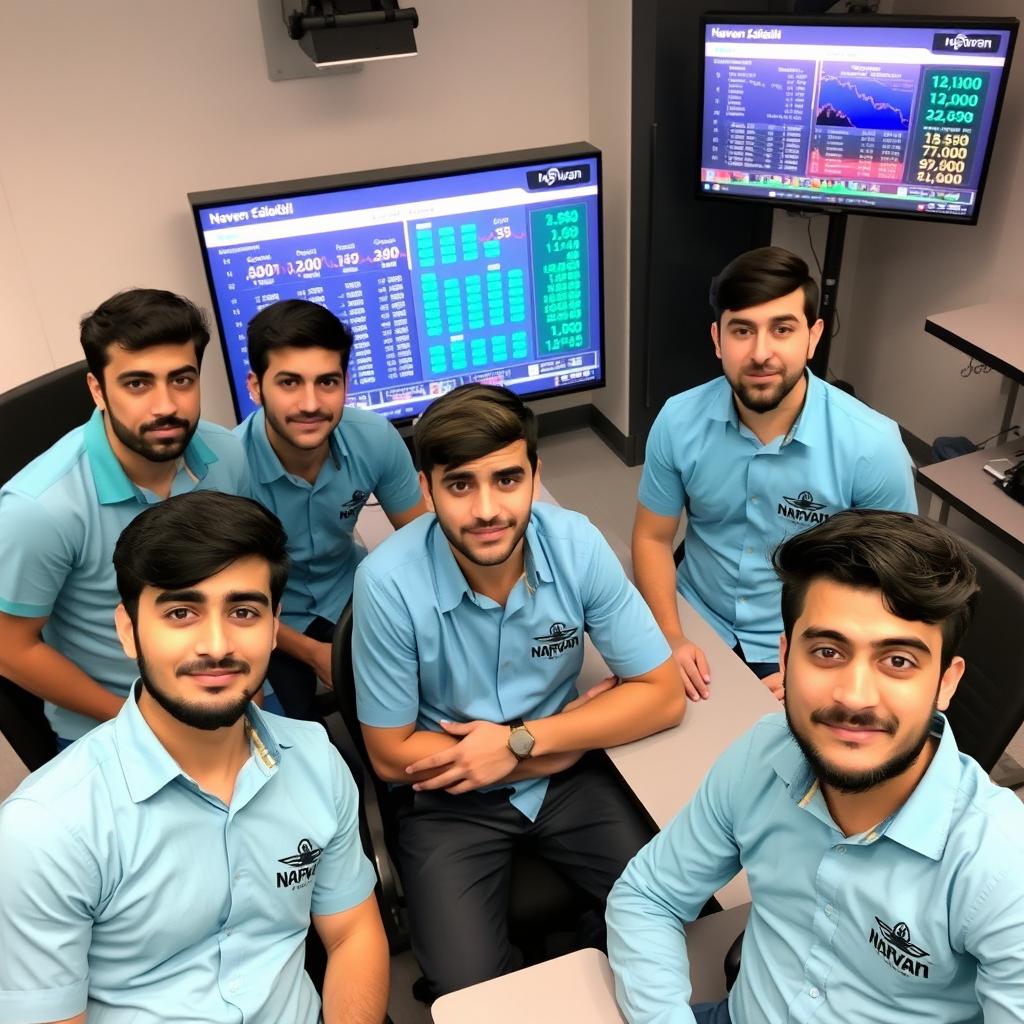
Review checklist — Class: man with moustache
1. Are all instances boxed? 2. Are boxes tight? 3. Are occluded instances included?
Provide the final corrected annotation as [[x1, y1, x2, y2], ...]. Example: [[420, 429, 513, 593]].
[[0, 492, 389, 1024], [607, 510, 1024, 1023], [352, 383, 685, 998], [632, 247, 915, 702], [0, 289, 247, 748], [234, 299, 425, 720]]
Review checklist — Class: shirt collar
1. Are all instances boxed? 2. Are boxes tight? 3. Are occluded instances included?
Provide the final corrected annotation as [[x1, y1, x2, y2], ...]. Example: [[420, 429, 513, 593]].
[[248, 408, 343, 485], [787, 369, 825, 448], [882, 713, 959, 861], [115, 682, 292, 803], [705, 369, 822, 446], [707, 376, 739, 426], [85, 408, 218, 504], [773, 711, 959, 860], [430, 509, 551, 612]]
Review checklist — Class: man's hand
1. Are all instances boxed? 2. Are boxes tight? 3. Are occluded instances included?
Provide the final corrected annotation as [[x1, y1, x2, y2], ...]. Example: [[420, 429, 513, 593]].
[[405, 721, 517, 794], [562, 674, 619, 713], [672, 641, 711, 701], [307, 639, 334, 689], [760, 670, 784, 702]]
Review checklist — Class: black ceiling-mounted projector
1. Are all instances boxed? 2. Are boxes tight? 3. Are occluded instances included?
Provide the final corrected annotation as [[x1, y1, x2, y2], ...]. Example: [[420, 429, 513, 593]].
[[284, 0, 418, 67]]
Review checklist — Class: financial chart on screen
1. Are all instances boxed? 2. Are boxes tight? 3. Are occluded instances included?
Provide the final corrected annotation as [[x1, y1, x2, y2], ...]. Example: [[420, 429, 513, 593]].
[[192, 149, 603, 423], [700, 19, 1016, 222]]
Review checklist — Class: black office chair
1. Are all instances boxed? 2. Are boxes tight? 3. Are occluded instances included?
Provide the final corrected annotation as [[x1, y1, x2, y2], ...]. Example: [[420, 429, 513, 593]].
[[0, 361, 95, 769], [942, 534, 1024, 773], [330, 600, 592, 981]]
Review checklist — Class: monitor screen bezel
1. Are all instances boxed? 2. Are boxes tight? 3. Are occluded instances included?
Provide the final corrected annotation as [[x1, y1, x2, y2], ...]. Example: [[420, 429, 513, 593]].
[[697, 13, 1019, 227], [189, 142, 607, 426]]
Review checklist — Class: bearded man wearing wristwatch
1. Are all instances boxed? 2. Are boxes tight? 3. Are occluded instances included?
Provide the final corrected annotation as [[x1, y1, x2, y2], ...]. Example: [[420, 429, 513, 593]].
[[352, 384, 686, 999]]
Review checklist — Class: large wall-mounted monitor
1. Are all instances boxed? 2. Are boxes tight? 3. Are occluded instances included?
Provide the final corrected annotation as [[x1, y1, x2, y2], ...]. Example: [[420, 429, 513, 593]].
[[189, 144, 604, 423], [699, 15, 1017, 224]]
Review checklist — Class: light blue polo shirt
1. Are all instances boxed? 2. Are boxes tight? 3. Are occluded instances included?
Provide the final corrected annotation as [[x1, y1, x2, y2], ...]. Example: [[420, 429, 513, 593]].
[[0, 410, 247, 740], [638, 371, 917, 662], [0, 686, 376, 1024], [607, 712, 1024, 1024], [235, 405, 421, 631], [353, 502, 672, 820]]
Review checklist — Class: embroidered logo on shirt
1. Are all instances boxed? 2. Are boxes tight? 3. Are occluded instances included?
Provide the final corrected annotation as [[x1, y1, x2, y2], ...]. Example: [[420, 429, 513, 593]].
[[531, 622, 580, 659], [339, 490, 370, 519], [777, 490, 830, 525], [867, 917, 931, 979], [276, 838, 323, 890]]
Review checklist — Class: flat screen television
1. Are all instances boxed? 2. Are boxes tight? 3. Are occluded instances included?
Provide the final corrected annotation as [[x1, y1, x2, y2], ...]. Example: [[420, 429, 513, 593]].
[[189, 143, 604, 424], [699, 14, 1017, 223]]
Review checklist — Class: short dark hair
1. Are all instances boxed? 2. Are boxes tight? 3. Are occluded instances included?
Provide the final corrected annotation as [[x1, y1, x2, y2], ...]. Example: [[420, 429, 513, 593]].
[[414, 383, 538, 478], [710, 246, 819, 327], [773, 509, 979, 673], [247, 300, 353, 381], [114, 492, 290, 622], [80, 289, 210, 381]]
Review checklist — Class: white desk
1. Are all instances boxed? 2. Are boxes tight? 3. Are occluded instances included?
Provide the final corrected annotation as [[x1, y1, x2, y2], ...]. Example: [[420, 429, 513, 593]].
[[431, 948, 623, 1024], [431, 903, 752, 1023], [580, 591, 778, 909]]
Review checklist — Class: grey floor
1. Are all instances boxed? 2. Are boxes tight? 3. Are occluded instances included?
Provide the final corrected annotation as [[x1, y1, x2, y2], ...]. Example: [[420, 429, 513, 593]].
[[384, 425, 1024, 1023]]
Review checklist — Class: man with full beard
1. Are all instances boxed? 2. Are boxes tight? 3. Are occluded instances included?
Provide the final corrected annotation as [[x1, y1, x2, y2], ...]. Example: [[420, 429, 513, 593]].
[[0, 492, 388, 1024], [352, 383, 685, 998], [0, 289, 247, 747], [632, 247, 915, 702], [607, 509, 1024, 1024]]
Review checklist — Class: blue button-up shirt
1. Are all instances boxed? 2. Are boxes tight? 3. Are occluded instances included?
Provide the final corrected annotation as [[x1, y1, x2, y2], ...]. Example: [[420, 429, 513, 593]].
[[638, 372, 917, 662], [0, 687, 376, 1024], [0, 410, 248, 739], [607, 713, 1024, 1024], [353, 502, 671, 820], [235, 406, 421, 631]]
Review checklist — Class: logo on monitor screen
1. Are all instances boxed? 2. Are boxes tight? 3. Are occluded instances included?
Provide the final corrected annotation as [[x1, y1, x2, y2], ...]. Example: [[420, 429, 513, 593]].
[[527, 164, 591, 189], [933, 32, 1000, 53]]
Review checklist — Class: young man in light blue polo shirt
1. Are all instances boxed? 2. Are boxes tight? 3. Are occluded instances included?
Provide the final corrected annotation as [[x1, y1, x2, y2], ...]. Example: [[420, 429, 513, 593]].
[[608, 509, 1024, 1024], [353, 383, 685, 998], [633, 247, 916, 702], [0, 289, 247, 746], [234, 299, 425, 721], [0, 491, 388, 1024]]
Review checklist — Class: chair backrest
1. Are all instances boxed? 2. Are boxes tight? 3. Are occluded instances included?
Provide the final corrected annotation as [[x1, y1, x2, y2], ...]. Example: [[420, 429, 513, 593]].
[[943, 535, 1024, 773], [0, 361, 94, 767], [330, 600, 411, 952], [0, 360, 94, 487]]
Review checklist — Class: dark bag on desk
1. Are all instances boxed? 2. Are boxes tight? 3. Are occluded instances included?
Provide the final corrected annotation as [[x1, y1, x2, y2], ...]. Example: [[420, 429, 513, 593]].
[[1001, 461, 1024, 505]]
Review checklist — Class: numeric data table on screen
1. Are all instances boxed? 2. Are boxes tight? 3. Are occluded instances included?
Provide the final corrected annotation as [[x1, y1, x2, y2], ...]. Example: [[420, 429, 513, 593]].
[[700, 21, 1015, 220], [193, 153, 604, 422]]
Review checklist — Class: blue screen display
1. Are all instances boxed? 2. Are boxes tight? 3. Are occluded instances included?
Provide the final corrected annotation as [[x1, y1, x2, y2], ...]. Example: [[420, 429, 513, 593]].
[[700, 19, 1016, 221], [192, 151, 604, 422]]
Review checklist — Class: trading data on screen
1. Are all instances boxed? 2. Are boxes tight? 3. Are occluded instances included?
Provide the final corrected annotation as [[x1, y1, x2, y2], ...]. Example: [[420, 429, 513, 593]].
[[194, 153, 603, 422], [700, 22, 1014, 221]]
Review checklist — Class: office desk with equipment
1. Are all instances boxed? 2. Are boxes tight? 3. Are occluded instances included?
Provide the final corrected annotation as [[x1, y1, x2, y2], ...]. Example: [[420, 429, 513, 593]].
[[916, 436, 1024, 557], [920, 302, 1024, 553]]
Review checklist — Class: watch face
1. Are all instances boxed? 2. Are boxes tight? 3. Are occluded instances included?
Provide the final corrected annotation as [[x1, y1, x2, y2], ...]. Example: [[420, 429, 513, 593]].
[[510, 727, 535, 758]]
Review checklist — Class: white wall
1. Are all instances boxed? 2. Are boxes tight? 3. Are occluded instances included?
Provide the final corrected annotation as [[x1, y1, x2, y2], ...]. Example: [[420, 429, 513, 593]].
[[0, 0, 604, 427], [828, 0, 1024, 445]]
